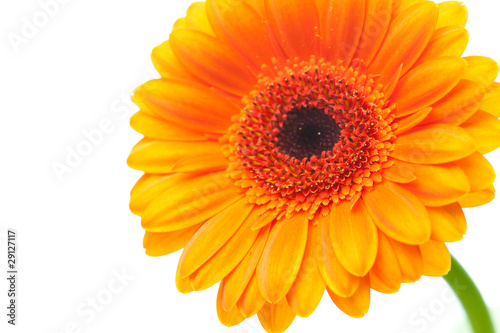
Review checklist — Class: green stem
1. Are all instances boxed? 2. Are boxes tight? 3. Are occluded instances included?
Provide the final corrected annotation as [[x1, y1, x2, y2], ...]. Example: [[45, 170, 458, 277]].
[[443, 255, 495, 333]]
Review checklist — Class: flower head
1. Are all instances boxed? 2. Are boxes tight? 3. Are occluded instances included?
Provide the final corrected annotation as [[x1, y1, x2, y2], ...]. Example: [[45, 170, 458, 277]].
[[128, 0, 500, 332]]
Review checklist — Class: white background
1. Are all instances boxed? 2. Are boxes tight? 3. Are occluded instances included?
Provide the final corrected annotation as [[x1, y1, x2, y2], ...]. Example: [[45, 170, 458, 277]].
[[1, 0, 499, 332]]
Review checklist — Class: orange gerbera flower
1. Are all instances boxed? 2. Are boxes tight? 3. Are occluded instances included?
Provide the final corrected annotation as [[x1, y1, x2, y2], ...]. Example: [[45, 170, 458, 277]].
[[128, 0, 500, 332]]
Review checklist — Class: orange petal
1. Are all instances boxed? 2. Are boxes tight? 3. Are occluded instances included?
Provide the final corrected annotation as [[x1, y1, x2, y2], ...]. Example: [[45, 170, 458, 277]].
[[316, 0, 365, 64], [130, 111, 207, 141], [420, 240, 451, 277], [169, 29, 255, 96], [141, 172, 243, 232], [178, 200, 253, 277], [481, 82, 500, 117], [398, 161, 470, 207], [143, 225, 201, 257], [369, 231, 402, 293], [286, 224, 326, 318], [391, 0, 424, 18], [422, 79, 485, 126], [176, 262, 194, 294], [459, 186, 495, 208], [315, 215, 361, 297], [257, 298, 296, 333], [352, 0, 393, 65], [133, 79, 238, 134], [383, 64, 404, 99], [265, 0, 320, 59], [207, 0, 283, 69], [257, 213, 309, 303], [237, 272, 266, 318], [172, 154, 229, 173], [184, 2, 215, 36], [217, 282, 245, 327], [222, 225, 270, 311], [327, 276, 370, 318], [151, 41, 195, 80], [127, 138, 225, 174], [462, 56, 500, 88], [382, 163, 417, 183], [436, 1, 468, 29], [417, 26, 469, 64], [391, 57, 468, 117], [363, 181, 431, 245], [130, 173, 180, 216], [394, 107, 432, 135], [454, 152, 496, 192], [461, 111, 500, 154], [189, 208, 262, 291], [392, 124, 476, 164], [389, 239, 423, 283], [246, 0, 265, 16], [369, 1, 438, 85], [330, 200, 378, 277], [428, 203, 467, 243], [252, 210, 279, 230]]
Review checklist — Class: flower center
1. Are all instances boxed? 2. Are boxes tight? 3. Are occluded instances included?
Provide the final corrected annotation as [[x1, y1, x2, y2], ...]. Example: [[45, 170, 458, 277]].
[[221, 56, 397, 220], [276, 107, 341, 160]]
